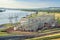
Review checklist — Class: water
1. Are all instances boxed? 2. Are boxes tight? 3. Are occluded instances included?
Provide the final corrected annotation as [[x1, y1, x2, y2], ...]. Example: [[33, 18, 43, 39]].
[[0, 36, 26, 40], [0, 10, 33, 25]]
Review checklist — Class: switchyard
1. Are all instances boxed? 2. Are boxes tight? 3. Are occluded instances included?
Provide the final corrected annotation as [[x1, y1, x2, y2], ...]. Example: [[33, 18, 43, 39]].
[[0, 8, 60, 32]]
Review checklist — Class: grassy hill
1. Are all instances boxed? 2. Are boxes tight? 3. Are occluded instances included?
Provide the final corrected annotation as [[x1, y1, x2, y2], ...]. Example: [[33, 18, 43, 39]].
[[0, 22, 20, 31], [27, 12, 60, 23], [0, 12, 60, 31], [26, 33, 60, 40]]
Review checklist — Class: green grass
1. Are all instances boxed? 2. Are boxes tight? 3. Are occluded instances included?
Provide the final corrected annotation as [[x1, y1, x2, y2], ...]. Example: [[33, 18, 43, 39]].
[[26, 28, 60, 40], [38, 28, 60, 33], [0, 32, 20, 36], [57, 19, 60, 24], [36, 35, 60, 40], [0, 32, 11, 36], [26, 34, 60, 40]]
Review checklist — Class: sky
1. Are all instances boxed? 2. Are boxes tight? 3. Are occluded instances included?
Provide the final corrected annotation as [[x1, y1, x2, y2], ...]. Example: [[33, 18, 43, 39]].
[[0, 0, 60, 8]]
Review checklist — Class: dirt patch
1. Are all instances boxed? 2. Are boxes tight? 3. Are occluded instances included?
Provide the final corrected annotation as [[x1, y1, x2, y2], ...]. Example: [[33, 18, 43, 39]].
[[10, 31, 37, 35], [52, 38, 60, 40]]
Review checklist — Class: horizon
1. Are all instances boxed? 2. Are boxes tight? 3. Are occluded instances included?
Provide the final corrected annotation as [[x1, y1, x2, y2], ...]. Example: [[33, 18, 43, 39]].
[[0, 7, 60, 10], [0, 0, 60, 8]]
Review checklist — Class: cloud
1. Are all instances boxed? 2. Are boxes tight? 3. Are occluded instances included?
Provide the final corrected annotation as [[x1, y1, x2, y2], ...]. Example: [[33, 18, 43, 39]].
[[14, 1, 50, 8], [0, 0, 59, 8]]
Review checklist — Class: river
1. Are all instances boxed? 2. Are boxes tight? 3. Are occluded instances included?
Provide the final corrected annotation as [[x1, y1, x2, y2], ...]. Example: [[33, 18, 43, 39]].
[[0, 9, 33, 25]]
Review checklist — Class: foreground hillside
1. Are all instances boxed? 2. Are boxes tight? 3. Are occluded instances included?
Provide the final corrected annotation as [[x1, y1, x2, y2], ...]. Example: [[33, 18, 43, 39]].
[[27, 12, 60, 23], [26, 33, 60, 40], [0, 12, 60, 30]]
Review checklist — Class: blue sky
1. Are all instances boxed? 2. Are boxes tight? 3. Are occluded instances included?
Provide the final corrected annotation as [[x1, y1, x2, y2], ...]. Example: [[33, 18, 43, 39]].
[[16, 0, 60, 2], [14, 0, 60, 8], [0, 0, 60, 8], [16, 0, 60, 7]]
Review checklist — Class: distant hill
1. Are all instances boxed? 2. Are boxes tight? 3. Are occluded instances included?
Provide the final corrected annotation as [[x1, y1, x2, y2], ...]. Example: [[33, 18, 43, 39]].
[[0, 7, 60, 12]]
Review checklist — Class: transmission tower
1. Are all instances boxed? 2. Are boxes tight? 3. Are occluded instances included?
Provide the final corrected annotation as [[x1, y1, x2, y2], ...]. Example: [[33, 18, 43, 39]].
[[14, 13, 19, 27], [8, 13, 13, 27]]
